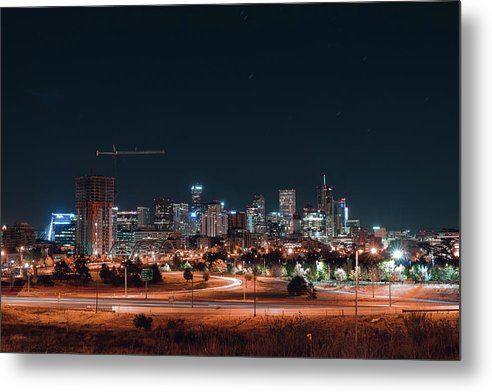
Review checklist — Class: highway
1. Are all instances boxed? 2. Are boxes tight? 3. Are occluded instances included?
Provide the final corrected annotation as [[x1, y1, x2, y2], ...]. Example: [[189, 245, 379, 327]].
[[1, 295, 459, 316]]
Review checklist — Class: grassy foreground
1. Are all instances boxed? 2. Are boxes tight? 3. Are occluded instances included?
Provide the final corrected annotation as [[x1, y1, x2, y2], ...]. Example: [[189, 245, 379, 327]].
[[1, 306, 459, 359]]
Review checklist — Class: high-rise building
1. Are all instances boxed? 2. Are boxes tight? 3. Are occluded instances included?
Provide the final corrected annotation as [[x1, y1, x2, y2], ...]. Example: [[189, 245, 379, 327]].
[[190, 184, 203, 235], [201, 202, 228, 238], [245, 205, 256, 233], [279, 189, 296, 235], [173, 203, 190, 234], [317, 175, 334, 242], [228, 211, 246, 230], [75, 175, 116, 256], [154, 198, 175, 231], [1, 222, 36, 250], [334, 198, 349, 237], [252, 194, 266, 233], [116, 210, 138, 242], [137, 206, 150, 227], [302, 206, 327, 241], [48, 213, 77, 247]]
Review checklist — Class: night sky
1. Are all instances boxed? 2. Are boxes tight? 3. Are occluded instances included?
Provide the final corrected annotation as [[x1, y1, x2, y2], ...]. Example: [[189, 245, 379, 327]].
[[1, 2, 459, 232]]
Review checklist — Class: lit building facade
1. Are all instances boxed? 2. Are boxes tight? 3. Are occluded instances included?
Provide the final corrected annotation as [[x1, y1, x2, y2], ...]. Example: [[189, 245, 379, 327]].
[[279, 189, 296, 235], [173, 203, 190, 234], [48, 213, 76, 247], [116, 210, 138, 242], [137, 206, 150, 227], [317, 175, 334, 242], [154, 198, 174, 231], [75, 175, 116, 256], [334, 198, 349, 237], [302, 207, 327, 240], [201, 202, 228, 238]]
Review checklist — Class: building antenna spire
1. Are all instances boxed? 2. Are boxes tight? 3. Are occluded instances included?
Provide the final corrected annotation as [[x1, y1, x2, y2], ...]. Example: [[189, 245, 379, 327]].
[[323, 174, 326, 185]]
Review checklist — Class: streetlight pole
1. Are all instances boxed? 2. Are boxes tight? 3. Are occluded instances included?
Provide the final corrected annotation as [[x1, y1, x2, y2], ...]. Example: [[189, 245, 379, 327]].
[[191, 272, 194, 308], [355, 249, 359, 349], [124, 264, 128, 297], [253, 272, 257, 317]]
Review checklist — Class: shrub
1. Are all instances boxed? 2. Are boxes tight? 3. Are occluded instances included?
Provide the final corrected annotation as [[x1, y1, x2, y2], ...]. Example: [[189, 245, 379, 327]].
[[183, 268, 193, 282], [133, 314, 153, 331], [334, 268, 347, 282], [202, 271, 211, 282], [287, 275, 308, 296], [211, 259, 227, 274], [270, 264, 287, 278]]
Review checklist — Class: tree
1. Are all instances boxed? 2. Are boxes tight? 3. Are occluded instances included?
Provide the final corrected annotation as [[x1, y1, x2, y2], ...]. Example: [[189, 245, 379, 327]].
[[211, 259, 227, 274], [99, 263, 112, 283], [183, 268, 193, 282], [53, 260, 72, 280], [150, 263, 162, 283], [133, 314, 153, 331], [74, 257, 92, 283], [287, 275, 309, 296], [202, 271, 210, 282]]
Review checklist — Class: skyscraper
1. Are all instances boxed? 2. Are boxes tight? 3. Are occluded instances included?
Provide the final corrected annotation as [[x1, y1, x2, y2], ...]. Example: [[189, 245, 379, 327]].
[[137, 206, 150, 227], [201, 202, 228, 238], [116, 210, 139, 242], [48, 213, 76, 247], [75, 175, 116, 256], [173, 202, 190, 234], [252, 194, 266, 233], [279, 189, 296, 235], [302, 206, 327, 241], [317, 175, 334, 242], [154, 198, 175, 231], [334, 198, 349, 237], [191, 184, 203, 206]]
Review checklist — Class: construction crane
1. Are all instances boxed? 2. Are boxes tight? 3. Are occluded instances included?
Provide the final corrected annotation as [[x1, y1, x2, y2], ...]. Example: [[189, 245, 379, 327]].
[[96, 144, 165, 157]]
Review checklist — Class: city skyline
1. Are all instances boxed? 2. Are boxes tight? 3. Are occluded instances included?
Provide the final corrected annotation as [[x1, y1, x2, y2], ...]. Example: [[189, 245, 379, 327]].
[[1, 3, 459, 231]]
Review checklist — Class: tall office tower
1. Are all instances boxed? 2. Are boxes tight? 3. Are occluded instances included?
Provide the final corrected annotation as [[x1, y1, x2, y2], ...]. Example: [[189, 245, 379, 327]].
[[227, 211, 246, 230], [201, 202, 228, 238], [191, 184, 203, 206], [189, 184, 203, 235], [154, 198, 175, 231], [245, 205, 256, 233], [173, 203, 190, 234], [75, 175, 116, 256], [279, 189, 296, 235], [48, 213, 77, 247], [116, 210, 138, 242], [302, 206, 327, 241], [137, 206, 150, 227], [317, 175, 334, 242], [251, 194, 266, 233], [293, 211, 302, 236], [334, 198, 349, 237]]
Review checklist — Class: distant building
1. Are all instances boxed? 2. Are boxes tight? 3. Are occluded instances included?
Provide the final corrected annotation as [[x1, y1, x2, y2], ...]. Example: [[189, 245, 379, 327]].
[[137, 206, 150, 227], [302, 207, 327, 241], [201, 202, 228, 238], [116, 210, 138, 242], [75, 175, 116, 256], [373, 226, 387, 239], [1, 222, 36, 250], [154, 198, 174, 231], [334, 198, 349, 237], [251, 194, 266, 233], [228, 211, 246, 230], [48, 213, 77, 247], [317, 175, 334, 242], [279, 189, 296, 235], [173, 203, 190, 234]]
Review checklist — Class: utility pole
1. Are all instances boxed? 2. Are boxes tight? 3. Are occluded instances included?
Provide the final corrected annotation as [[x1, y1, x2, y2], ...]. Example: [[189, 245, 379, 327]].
[[253, 273, 257, 317]]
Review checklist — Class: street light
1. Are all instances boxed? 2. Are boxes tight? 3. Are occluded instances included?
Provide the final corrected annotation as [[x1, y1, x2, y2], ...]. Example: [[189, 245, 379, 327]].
[[370, 247, 378, 298], [355, 249, 363, 350], [389, 249, 404, 307]]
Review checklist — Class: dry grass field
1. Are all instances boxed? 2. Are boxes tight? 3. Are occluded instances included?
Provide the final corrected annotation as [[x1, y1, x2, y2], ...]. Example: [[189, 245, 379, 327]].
[[1, 305, 459, 359]]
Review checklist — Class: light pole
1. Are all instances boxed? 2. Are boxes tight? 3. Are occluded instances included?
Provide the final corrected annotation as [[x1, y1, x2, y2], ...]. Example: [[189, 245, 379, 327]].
[[124, 261, 128, 297], [355, 249, 362, 349], [370, 247, 378, 298], [253, 272, 257, 317], [390, 250, 404, 307]]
